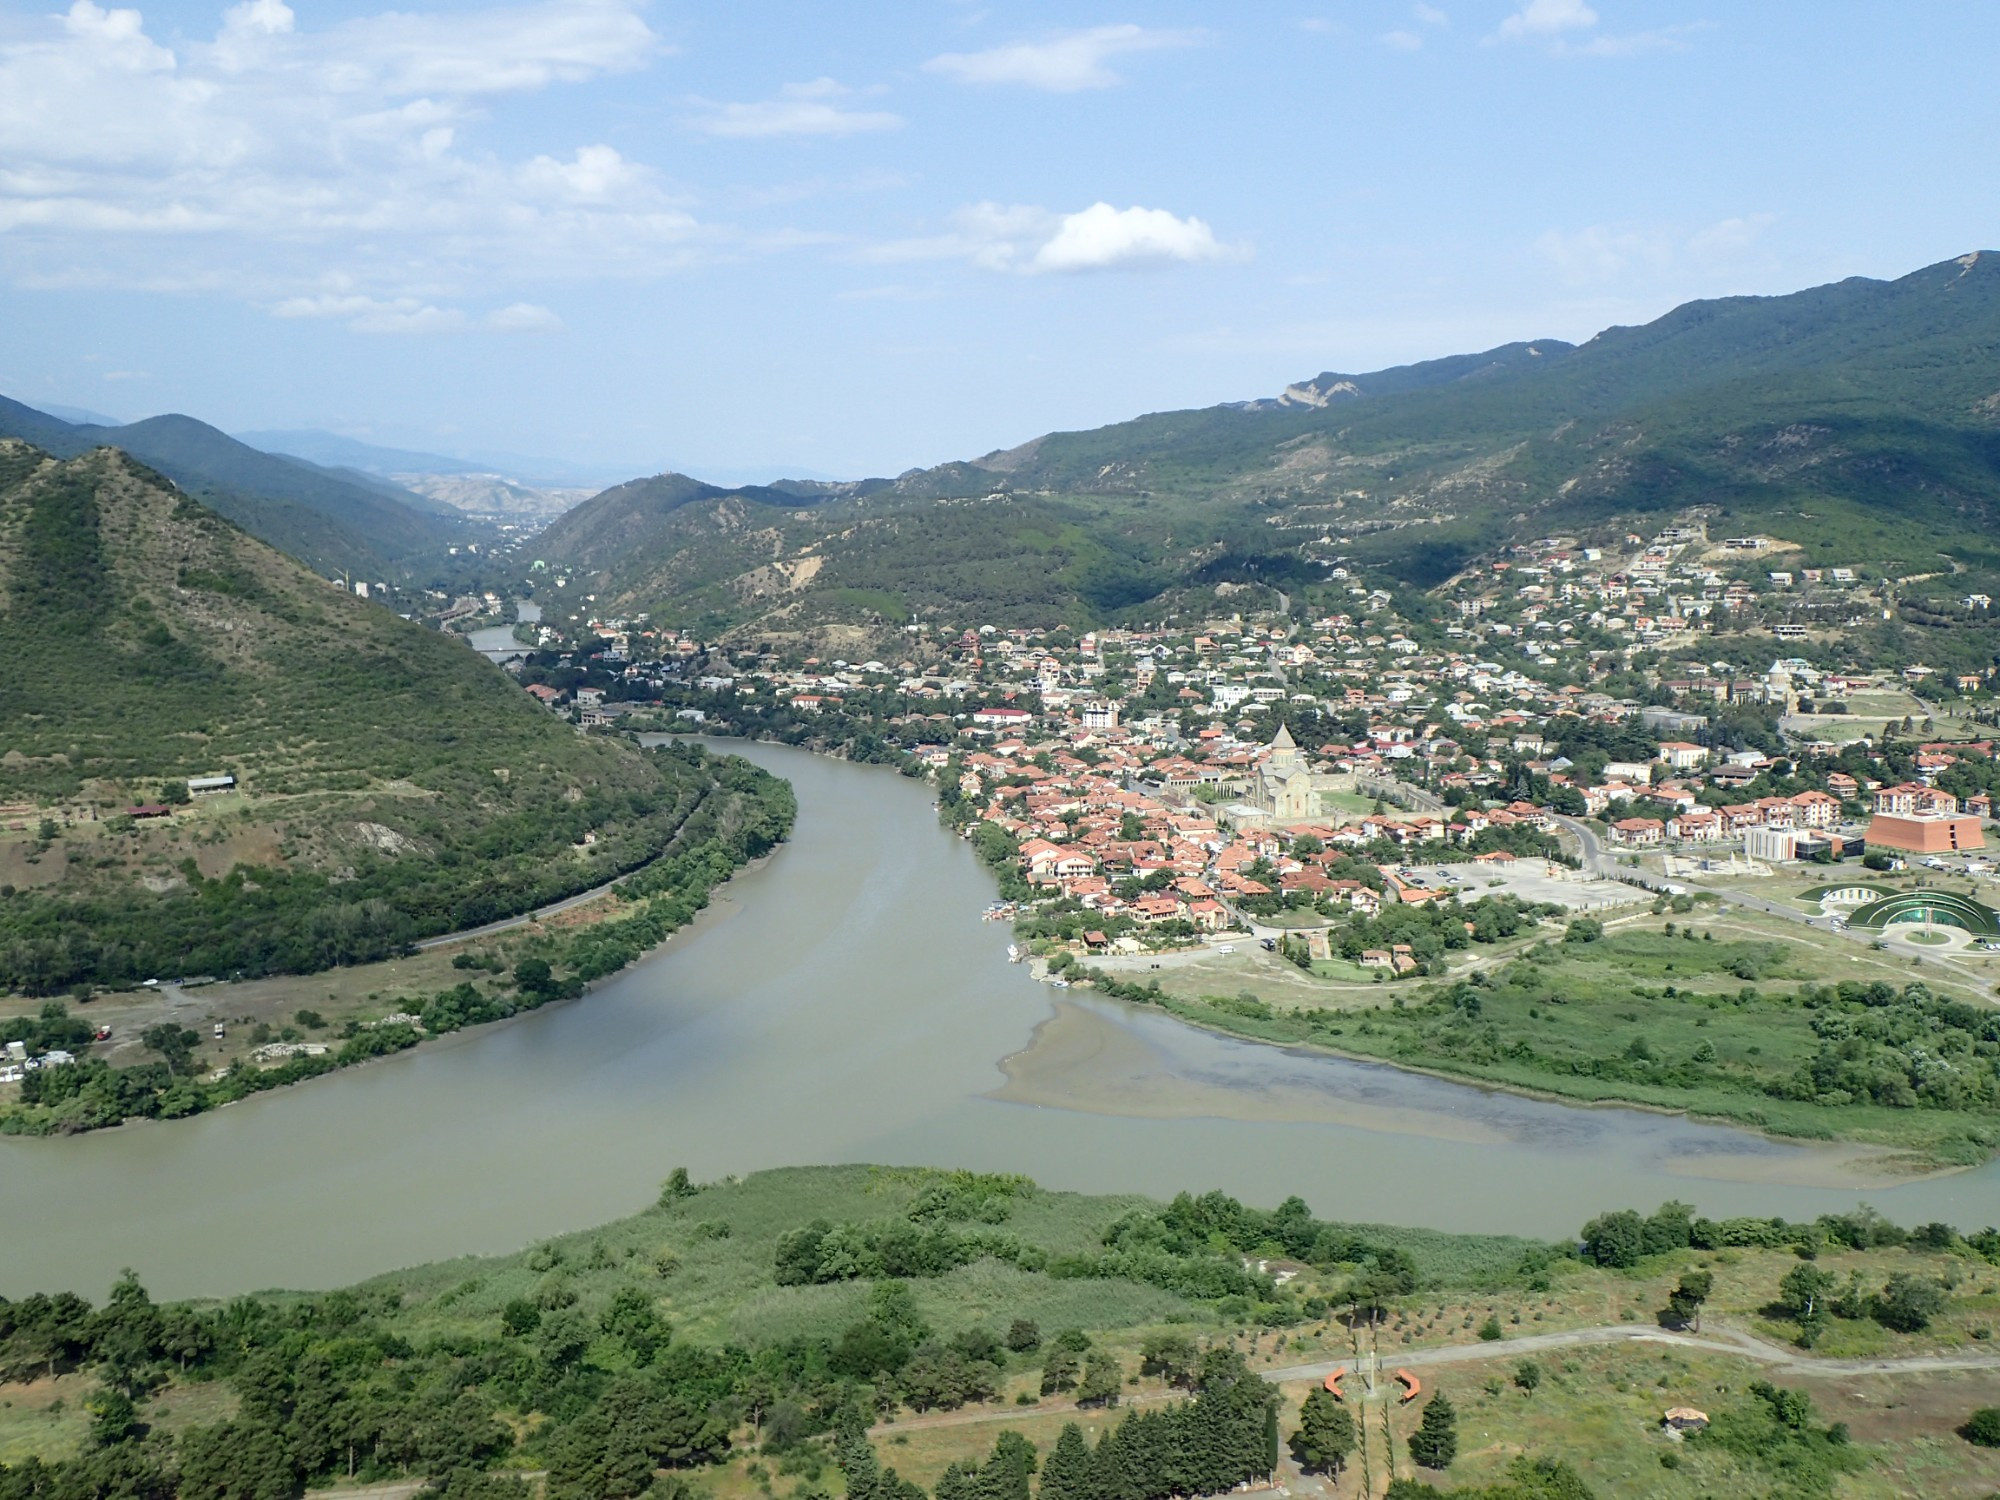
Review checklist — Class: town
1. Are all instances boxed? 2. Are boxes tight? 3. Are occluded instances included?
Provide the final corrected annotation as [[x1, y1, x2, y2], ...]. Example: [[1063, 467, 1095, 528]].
[[485, 512, 2000, 982]]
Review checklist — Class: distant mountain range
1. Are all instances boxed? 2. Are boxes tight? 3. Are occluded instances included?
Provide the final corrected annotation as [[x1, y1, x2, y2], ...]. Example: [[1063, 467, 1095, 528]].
[[533, 250, 2000, 633], [238, 428, 638, 491], [0, 396, 476, 578]]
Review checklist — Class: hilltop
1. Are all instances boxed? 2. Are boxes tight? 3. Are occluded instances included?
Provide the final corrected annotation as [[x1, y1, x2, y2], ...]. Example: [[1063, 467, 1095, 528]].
[[533, 251, 2000, 634], [0, 397, 475, 578], [0, 441, 747, 992]]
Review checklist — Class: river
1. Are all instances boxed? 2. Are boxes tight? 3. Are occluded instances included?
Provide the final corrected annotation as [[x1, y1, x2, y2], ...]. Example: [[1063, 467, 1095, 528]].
[[3, 742, 1997, 1299], [466, 600, 541, 663]]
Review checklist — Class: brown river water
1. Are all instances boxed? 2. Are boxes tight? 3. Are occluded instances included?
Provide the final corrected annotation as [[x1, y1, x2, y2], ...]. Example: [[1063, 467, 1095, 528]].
[[3, 740, 1996, 1299]]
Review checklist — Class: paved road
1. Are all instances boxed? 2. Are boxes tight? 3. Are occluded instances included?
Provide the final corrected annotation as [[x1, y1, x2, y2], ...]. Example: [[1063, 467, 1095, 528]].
[[1551, 813, 1997, 990], [413, 874, 631, 950], [1262, 1320, 2000, 1384]]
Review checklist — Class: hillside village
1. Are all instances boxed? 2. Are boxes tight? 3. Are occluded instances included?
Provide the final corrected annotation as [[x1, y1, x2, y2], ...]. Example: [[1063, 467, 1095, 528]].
[[490, 514, 2000, 970]]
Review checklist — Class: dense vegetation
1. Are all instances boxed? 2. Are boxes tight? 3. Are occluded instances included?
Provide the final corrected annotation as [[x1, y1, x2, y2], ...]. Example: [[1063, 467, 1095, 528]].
[[0, 446, 754, 993], [1157, 920, 2000, 1166], [5, 1168, 2000, 1500], [0, 744, 793, 1135]]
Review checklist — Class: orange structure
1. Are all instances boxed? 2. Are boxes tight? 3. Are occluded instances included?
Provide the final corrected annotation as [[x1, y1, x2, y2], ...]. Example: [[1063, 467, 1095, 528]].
[[1395, 1369, 1422, 1402], [1322, 1367, 1348, 1399]]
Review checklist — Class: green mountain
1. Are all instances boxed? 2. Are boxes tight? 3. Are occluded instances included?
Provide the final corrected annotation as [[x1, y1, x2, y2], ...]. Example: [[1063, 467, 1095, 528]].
[[0, 397, 475, 577], [538, 250, 2000, 631], [0, 441, 735, 992]]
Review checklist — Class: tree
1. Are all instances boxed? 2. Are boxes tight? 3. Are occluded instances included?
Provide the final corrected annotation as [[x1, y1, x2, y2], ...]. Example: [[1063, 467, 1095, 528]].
[[600, 1285, 667, 1365], [86, 1389, 144, 1448], [1578, 1210, 1645, 1268], [1664, 1269, 1713, 1332], [177, 1420, 304, 1500], [1077, 1353, 1123, 1408], [1036, 1423, 1094, 1500], [1875, 1273, 1947, 1333], [1514, 1359, 1544, 1395], [1407, 1391, 1459, 1471], [1780, 1263, 1835, 1321], [1293, 1388, 1355, 1476], [1004, 1318, 1041, 1353], [141, 1024, 200, 1076], [536, 1308, 591, 1373], [1961, 1407, 2000, 1447], [1039, 1344, 1080, 1395], [1138, 1331, 1197, 1388], [543, 1406, 654, 1500]]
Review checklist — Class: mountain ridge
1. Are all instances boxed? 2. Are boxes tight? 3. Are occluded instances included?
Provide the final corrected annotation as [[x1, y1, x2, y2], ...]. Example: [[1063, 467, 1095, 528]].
[[0, 398, 475, 577], [530, 250, 2000, 634], [0, 439, 711, 990]]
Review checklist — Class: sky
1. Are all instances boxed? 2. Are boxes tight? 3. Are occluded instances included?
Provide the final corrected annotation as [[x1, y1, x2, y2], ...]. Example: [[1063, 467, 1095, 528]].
[[1, 0, 1996, 482]]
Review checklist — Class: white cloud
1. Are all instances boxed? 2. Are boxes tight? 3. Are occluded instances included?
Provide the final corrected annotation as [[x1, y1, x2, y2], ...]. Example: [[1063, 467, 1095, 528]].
[[486, 302, 564, 332], [922, 24, 1201, 92], [1493, 0, 1697, 54], [689, 79, 902, 139], [0, 0, 699, 317], [1498, 0, 1598, 38], [273, 292, 466, 333], [1032, 203, 1230, 272], [1414, 4, 1451, 26], [871, 201, 1238, 275], [1536, 213, 1776, 284], [1382, 29, 1424, 50]]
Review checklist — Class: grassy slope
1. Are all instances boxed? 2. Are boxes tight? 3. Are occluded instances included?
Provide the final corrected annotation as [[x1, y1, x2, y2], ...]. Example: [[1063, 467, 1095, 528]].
[[1148, 908, 2000, 1167], [0, 443, 713, 988], [7, 1165, 2000, 1496]]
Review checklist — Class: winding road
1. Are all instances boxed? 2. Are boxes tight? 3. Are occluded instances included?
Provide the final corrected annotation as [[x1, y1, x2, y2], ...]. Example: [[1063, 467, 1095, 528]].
[[1262, 1319, 2000, 1384]]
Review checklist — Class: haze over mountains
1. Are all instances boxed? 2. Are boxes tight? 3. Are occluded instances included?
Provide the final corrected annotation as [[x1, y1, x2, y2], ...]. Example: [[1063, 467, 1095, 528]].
[[0, 396, 475, 579], [527, 251, 2000, 635]]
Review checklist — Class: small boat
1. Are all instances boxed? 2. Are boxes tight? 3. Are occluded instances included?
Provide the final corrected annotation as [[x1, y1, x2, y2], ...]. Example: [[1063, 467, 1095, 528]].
[[1006, 944, 1021, 962]]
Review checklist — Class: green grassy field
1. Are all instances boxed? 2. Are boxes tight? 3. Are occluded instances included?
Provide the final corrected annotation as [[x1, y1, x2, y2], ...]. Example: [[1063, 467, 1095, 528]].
[[1145, 909, 2000, 1167], [6, 1166, 2000, 1498]]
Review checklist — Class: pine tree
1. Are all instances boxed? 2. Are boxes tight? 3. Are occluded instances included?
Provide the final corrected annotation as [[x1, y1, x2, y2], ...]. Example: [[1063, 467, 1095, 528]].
[[1294, 1388, 1356, 1475], [1037, 1423, 1093, 1500], [984, 1431, 1038, 1500], [1407, 1391, 1459, 1471]]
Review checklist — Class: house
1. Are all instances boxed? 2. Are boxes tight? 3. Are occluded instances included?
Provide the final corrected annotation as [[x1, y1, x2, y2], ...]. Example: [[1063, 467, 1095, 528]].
[[1655, 741, 1708, 771], [1788, 790, 1841, 829], [186, 774, 236, 796], [973, 706, 1035, 730], [1608, 816, 1665, 847]]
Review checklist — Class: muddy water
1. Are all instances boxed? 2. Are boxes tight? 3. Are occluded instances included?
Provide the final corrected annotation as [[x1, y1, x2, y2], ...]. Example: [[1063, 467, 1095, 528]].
[[2, 742, 1996, 1299]]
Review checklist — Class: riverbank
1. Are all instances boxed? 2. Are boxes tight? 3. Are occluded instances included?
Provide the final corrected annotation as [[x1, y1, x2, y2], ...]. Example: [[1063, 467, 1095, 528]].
[[0, 743, 795, 1137], [8, 1164, 2000, 1500], [684, 726, 2000, 1178]]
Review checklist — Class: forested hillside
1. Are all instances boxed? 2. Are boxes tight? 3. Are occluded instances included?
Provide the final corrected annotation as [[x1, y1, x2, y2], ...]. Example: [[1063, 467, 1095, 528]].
[[0, 397, 473, 578], [536, 251, 2000, 632], [0, 442, 757, 991]]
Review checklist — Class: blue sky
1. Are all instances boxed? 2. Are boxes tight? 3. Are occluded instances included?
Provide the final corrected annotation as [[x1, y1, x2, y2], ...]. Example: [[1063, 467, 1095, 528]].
[[1, 0, 1994, 481]]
